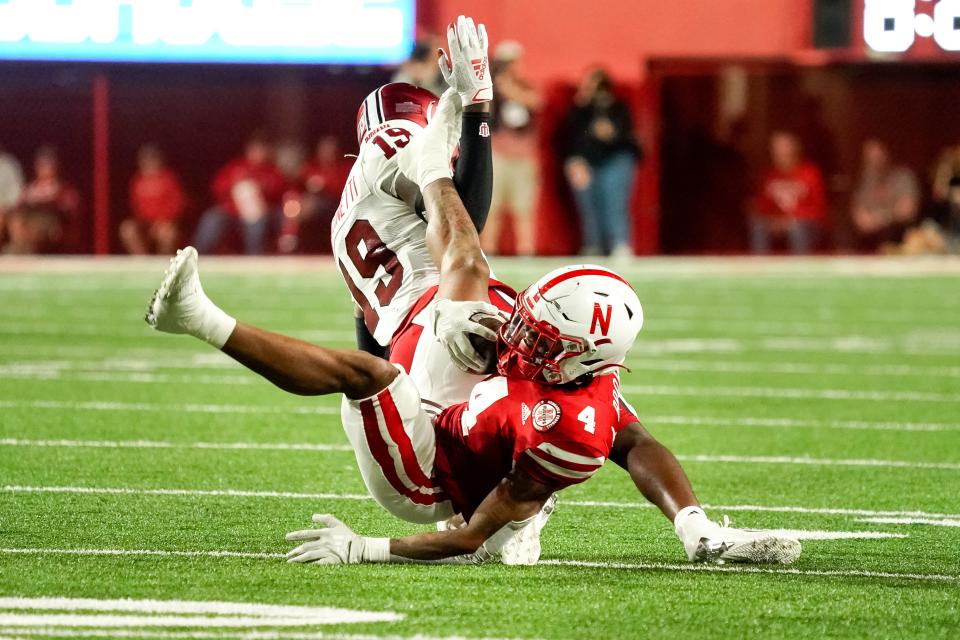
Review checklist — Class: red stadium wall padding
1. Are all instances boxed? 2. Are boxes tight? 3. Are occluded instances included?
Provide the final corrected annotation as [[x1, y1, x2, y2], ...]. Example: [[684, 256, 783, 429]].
[[418, 0, 814, 255], [418, 0, 813, 85]]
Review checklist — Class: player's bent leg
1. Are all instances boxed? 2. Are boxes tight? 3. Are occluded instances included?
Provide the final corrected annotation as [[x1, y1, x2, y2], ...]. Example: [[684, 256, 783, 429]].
[[224, 324, 396, 399], [146, 246, 396, 400], [341, 369, 455, 524], [145, 247, 236, 346]]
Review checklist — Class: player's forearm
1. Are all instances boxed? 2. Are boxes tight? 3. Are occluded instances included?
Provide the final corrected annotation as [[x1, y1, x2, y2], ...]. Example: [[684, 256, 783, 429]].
[[623, 441, 699, 521], [423, 178, 490, 301], [388, 529, 487, 562], [611, 424, 699, 521]]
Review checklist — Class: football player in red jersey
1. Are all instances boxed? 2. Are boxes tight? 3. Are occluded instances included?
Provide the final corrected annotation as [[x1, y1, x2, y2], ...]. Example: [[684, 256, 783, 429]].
[[146, 78, 801, 565]]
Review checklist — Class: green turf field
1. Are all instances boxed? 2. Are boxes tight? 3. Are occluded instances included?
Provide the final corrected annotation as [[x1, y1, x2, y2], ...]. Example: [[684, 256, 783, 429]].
[[1, 256, 959, 639]]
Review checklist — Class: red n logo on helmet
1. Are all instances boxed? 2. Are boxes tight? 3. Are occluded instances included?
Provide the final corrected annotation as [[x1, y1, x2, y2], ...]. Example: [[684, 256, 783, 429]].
[[590, 303, 612, 336]]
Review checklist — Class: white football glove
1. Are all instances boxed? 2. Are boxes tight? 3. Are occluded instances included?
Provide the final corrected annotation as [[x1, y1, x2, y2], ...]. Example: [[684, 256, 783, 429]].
[[438, 15, 493, 107], [285, 514, 389, 565], [432, 298, 505, 374], [396, 88, 462, 191]]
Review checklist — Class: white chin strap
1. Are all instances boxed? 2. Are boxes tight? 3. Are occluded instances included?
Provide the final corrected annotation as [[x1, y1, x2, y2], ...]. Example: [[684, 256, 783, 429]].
[[555, 341, 601, 384]]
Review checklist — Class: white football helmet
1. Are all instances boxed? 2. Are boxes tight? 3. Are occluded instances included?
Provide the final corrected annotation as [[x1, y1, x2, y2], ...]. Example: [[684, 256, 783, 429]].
[[496, 265, 643, 384]]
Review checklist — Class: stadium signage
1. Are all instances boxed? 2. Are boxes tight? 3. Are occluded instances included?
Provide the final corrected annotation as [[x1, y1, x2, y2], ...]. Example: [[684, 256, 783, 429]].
[[0, 0, 414, 64], [864, 0, 960, 52]]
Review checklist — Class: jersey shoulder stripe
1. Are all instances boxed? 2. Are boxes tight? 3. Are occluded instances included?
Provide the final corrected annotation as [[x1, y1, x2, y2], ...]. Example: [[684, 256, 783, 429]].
[[521, 450, 596, 483], [535, 442, 606, 468], [525, 446, 603, 481]]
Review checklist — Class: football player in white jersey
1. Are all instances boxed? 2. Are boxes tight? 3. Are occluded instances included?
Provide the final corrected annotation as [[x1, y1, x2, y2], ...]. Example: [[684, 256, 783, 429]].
[[332, 16, 513, 414]]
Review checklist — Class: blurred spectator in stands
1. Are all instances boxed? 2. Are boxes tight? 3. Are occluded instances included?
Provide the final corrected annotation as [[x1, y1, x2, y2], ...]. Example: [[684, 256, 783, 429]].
[[5, 146, 80, 254], [290, 135, 351, 254], [0, 143, 24, 249], [392, 39, 447, 96], [483, 41, 542, 256], [941, 176, 960, 249], [932, 144, 960, 206], [119, 144, 186, 255], [928, 145, 960, 248], [750, 131, 826, 254], [193, 133, 285, 255], [850, 139, 919, 253], [560, 68, 641, 258], [273, 139, 307, 253]]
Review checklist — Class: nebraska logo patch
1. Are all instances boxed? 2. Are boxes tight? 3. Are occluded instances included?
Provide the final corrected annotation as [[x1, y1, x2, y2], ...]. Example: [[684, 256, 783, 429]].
[[531, 400, 561, 432]]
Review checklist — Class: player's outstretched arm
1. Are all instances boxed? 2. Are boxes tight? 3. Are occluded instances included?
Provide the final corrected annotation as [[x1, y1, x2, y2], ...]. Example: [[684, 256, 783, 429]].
[[609, 421, 700, 522], [440, 15, 494, 232], [396, 88, 491, 303], [285, 469, 555, 564], [388, 469, 552, 561], [422, 177, 490, 302], [610, 420, 802, 564]]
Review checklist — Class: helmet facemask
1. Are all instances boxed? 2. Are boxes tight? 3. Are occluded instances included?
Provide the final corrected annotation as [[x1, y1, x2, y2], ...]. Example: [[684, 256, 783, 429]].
[[496, 297, 598, 384]]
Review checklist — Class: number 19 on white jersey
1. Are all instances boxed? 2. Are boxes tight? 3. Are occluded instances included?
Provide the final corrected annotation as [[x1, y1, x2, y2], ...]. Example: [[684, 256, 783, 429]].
[[332, 120, 440, 347]]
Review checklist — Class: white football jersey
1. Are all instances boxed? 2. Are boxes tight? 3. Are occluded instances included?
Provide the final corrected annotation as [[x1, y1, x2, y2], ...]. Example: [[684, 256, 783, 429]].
[[332, 119, 439, 346]]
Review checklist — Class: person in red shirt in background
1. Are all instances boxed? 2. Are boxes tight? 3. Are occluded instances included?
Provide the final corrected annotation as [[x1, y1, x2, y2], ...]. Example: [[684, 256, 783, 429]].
[[6, 146, 81, 254], [291, 135, 351, 253], [193, 133, 285, 255], [750, 131, 826, 254], [120, 144, 186, 255]]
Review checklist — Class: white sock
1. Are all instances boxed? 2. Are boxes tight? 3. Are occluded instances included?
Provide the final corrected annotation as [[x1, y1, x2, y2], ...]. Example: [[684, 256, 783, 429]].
[[196, 298, 237, 349], [674, 505, 713, 545]]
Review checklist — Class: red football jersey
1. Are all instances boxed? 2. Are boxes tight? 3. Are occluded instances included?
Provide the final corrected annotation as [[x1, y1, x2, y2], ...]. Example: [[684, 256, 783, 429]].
[[432, 373, 639, 519]]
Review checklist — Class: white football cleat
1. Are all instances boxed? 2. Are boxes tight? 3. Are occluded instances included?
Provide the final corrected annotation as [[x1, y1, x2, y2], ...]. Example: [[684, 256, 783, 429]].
[[145, 247, 235, 347], [498, 493, 557, 566], [686, 516, 801, 565]]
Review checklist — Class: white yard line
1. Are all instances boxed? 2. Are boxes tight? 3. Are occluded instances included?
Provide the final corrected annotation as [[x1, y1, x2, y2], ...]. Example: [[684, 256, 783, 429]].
[[673, 454, 960, 470], [5, 485, 960, 520], [858, 517, 960, 528], [537, 559, 960, 582], [2, 439, 956, 470], [0, 596, 403, 626], [622, 384, 960, 403], [0, 371, 259, 386], [0, 547, 951, 583], [5, 361, 960, 386], [2, 486, 371, 501], [645, 415, 960, 432], [6, 356, 960, 379], [624, 359, 960, 378], [759, 530, 906, 540], [0, 631, 516, 640], [0, 400, 337, 416], [0, 629, 520, 640], [0, 439, 352, 452], [563, 500, 960, 519], [0, 548, 282, 560]]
